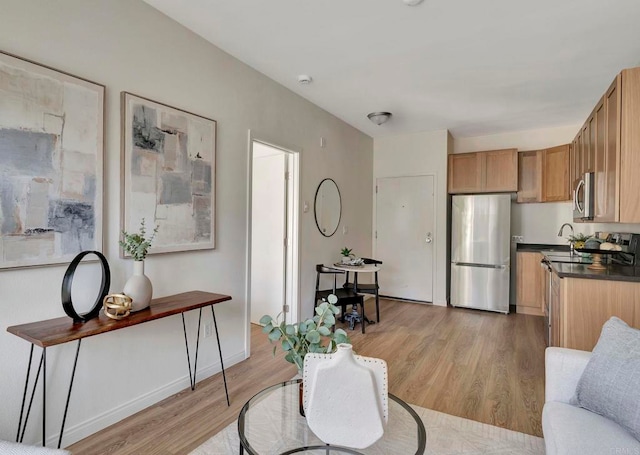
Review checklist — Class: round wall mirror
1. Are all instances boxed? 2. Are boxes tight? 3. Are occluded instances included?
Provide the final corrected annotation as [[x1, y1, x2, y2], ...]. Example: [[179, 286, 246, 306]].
[[314, 178, 341, 237]]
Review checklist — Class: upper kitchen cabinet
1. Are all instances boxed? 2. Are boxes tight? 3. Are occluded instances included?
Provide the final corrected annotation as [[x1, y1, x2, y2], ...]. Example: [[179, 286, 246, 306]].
[[516, 144, 570, 203], [598, 77, 620, 222], [542, 144, 571, 201], [448, 152, 482, 193], [574, 68, 640, 222], [484, 149, 519, 192], [448, 148, 518, 194], [517, 151, 542, 203], [619, 69, 640, 222]]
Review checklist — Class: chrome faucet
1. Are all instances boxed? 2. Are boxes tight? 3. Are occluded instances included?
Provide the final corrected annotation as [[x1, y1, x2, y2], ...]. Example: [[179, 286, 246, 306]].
[[558, 223, 574, 255]]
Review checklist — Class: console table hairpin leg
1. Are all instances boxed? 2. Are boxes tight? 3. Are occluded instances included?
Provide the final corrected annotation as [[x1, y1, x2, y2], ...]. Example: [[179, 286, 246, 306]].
[[181, 304, 230, 405], [16, 340, 81, 449]]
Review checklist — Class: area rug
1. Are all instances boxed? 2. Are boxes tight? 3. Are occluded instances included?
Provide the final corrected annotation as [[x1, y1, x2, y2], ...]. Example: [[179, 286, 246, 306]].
[[190, 404, 544, 454]]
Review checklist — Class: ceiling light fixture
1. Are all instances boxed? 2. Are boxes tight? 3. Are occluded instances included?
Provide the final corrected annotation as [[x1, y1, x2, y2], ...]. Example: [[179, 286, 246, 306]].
[[367, 112, 392, 126], [297, 74, 313, 84], [403, 0, 424, 5]]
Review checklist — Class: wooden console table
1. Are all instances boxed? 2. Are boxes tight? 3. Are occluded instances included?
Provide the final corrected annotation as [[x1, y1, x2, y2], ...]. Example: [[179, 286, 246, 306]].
[[7, 290, 232, 449]]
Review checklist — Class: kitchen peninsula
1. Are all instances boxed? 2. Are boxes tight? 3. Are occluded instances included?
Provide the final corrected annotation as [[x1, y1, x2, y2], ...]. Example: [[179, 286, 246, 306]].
[[517, 242, 640, 351]]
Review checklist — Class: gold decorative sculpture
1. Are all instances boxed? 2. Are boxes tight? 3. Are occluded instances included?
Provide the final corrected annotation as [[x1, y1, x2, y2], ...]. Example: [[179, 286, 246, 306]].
[[103, 294, 132, 320]]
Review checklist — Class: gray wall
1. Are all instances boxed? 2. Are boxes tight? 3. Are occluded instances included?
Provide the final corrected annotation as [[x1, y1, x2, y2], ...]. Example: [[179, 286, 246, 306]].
[[0, 0, 373, 445]]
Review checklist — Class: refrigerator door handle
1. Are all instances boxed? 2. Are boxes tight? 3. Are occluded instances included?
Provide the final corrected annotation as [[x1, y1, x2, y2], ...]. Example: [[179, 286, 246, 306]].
[[453, 262, 508, 269]]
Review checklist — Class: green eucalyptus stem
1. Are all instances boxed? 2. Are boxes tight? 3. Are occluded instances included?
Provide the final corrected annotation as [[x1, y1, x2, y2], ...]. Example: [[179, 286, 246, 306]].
[[260, 295, 350, 373], [274, 325, 305, 371], [120, 218, 159, 261]]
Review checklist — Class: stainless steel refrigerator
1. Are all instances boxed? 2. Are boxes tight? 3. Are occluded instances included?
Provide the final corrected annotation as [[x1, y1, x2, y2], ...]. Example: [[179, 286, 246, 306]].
[[450, 194, 511, 313]]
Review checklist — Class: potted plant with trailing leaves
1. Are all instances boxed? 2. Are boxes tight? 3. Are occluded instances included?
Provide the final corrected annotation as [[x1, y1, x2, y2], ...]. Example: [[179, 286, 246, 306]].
[[120, 218, 158, 312], [260, 294, 350, 415]]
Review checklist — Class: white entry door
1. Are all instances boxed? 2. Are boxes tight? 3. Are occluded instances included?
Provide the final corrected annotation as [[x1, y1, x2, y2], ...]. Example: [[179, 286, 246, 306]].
[[375, 176, 434, 302]]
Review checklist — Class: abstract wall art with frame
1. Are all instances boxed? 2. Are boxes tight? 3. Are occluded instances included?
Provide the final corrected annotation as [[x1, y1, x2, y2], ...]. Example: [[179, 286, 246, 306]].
[[0, 51, 104, 269], [120, 92, 216, 256]]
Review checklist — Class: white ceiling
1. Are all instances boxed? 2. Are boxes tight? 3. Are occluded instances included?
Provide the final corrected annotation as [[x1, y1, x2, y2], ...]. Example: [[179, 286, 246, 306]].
[[143, 0, 640, 138]]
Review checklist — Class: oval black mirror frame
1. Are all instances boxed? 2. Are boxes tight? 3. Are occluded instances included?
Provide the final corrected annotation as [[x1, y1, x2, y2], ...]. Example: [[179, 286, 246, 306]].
[[314, 178, 342, 238], [61, 251, 111, 323]]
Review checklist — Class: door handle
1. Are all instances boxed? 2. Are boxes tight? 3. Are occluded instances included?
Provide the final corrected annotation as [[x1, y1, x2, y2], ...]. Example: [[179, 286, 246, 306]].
[[425, 232, 433, 244]]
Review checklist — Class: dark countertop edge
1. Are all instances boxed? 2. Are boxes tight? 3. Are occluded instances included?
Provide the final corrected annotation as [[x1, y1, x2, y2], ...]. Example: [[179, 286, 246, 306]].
[[551, 262, 640, 283], [516, 243, 571, 253]]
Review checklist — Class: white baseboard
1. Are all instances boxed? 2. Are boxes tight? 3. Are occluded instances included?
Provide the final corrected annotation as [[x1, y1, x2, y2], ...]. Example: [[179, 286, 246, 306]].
[[50, 350, 246, 448]]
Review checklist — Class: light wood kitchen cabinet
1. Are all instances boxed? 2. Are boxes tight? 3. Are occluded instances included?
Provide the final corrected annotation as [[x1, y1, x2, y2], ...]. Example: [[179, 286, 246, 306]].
[[517, 151, 542, 203], [484, 149, 518, 192], [448, 153, 482, 193], [570, 67, 640, 223], [597, 77, 620, 222], [587, 113, 596, 173], [516, 145, 570, 203], [550, 272, 563, 347], [516, 252, 545, 316], [619, 69, 640, 222], [569, 133, 580, 191], [559, 277, 639, 351], [542, 144, 571, 202], [583, 122, 592, 174], [448, 148, 518, 194]]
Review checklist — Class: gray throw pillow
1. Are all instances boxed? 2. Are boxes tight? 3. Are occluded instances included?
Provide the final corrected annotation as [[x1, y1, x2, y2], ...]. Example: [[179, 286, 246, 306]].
[[573, 317, 640, 441]]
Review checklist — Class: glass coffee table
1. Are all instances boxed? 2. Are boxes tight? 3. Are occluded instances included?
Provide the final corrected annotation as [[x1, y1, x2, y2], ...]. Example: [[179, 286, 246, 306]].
[[238, 380, 426, 454]]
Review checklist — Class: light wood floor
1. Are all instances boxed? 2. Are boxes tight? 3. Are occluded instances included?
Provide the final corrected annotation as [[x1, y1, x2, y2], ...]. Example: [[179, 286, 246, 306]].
[[68, 299, 545, 454]]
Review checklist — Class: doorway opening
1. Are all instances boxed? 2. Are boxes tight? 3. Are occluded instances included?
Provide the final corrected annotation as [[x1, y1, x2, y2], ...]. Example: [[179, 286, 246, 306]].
[[247, 137, 300, 353]]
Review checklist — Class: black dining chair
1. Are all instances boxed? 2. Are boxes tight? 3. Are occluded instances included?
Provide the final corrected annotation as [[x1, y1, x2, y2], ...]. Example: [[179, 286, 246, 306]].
[[342, 258, 382, 323], [314, 264, 366, 334]]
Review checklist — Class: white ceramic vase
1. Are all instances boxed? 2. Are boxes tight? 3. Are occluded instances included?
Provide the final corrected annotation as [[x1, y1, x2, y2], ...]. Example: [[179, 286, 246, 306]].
[[123, 260, 152, 312], [303, 344, 388, 449]]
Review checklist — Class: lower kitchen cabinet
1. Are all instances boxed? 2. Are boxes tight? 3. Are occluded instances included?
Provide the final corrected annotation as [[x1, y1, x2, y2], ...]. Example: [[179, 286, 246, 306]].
[[516, 252, 545, 316], [552, 275, 640, 351]]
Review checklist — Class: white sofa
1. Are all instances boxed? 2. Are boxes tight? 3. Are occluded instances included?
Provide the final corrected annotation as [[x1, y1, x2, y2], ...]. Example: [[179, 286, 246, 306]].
[[0, 440, 70, 454], [542, 347, 640, 454]]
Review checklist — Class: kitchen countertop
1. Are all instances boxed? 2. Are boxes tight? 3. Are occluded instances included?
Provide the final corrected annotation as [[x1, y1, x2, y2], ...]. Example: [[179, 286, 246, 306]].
[[517, 242, 640, 283], [549, 262, 640, 282]]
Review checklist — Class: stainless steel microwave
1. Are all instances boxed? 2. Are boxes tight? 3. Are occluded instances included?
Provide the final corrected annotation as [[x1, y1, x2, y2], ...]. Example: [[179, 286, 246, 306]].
[[573, 172, 594, 221]]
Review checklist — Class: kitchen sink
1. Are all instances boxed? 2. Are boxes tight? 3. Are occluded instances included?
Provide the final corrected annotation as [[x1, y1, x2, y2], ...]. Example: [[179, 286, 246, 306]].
[[543, 251, 593, 264], [548, 257, 593, 265]]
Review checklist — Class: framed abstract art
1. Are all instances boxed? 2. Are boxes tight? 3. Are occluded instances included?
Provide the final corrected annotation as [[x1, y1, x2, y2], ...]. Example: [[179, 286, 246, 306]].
[[0, 51, 104, 269], [120, 92, 216, 256]]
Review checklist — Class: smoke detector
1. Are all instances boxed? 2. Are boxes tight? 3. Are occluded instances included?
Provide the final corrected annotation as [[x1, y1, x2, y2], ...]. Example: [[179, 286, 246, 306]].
[[403, 0, 424, 5], [297, 75, 313, 84]]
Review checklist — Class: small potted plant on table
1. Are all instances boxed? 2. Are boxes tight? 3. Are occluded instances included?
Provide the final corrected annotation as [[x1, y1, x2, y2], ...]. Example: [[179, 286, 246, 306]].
[[340, 247, 353, 264], [120, 218, 158, 311]]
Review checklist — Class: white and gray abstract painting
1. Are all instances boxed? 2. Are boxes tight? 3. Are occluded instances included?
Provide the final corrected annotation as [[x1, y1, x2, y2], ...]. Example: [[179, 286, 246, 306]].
[[122, 93, 215, 255], [0, 53, 103, 269]]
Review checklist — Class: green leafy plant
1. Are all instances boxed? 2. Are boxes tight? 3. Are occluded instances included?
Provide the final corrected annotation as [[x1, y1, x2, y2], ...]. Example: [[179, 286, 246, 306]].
[[120, 218, 159, 261], [260, 295, 350, 372], [340, 247, 353, 257]]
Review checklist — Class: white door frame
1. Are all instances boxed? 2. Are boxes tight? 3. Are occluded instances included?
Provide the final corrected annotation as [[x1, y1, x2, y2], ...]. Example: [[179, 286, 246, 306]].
[[373, 173, 437, 303], [245, 130, 301, 358]]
